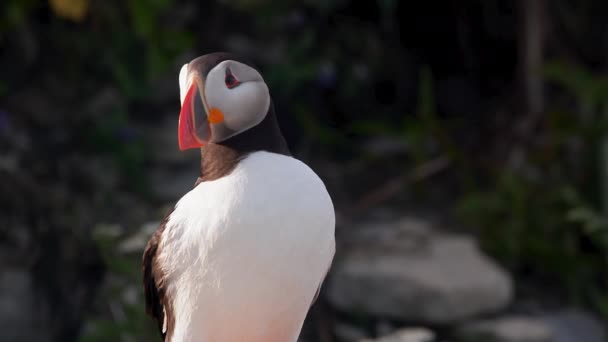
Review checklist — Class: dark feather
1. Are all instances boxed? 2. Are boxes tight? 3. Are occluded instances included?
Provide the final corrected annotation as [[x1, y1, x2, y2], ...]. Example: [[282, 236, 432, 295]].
[[142, 209, 174, 341]]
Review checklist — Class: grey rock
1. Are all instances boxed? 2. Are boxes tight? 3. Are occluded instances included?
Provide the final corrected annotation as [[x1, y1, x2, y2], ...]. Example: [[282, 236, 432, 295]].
[[121, 285, 140, 306], [0, 269, 51, 342], [118, 221, 159, 254], [335, 321, 369, 341], [457, 316, 552, 342], [376, 320, 397, 337], [0, 154, 18, 173], [542, 309, 605, 342], [344, 217, 433, 255], [328, 217, 513, 323], [141, 221, 161, 235], [360, 327, 434, 342], [93, 223, 124, 239]]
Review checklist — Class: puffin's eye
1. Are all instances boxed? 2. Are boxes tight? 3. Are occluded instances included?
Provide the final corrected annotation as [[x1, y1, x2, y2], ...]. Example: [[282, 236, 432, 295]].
[[225, 68, 240, 89]]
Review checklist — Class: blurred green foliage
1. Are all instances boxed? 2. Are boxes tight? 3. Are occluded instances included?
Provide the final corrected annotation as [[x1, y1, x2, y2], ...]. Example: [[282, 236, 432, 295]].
[[457, 61, 608, 316], [0, 1, 36, 38], [1, 1, 192, 338], [1, 0, 193, 191], [81, 225, 159, 342]]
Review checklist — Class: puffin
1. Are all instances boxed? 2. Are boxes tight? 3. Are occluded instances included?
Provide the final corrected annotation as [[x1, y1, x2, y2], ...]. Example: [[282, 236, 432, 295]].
[[142, 52, 335, 342]]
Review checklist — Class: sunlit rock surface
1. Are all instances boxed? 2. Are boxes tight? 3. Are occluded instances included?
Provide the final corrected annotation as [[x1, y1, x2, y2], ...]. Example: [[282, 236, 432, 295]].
[[328, 217, 513, 323]]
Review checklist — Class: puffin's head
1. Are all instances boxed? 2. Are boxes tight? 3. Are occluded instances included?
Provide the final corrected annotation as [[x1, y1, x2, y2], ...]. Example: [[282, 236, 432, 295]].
[[177, 53, 271, 150]]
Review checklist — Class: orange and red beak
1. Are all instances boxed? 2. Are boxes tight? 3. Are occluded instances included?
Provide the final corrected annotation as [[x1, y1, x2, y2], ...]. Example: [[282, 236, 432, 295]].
[[178, 70, 227, 150], [178, 78, 210, 150]]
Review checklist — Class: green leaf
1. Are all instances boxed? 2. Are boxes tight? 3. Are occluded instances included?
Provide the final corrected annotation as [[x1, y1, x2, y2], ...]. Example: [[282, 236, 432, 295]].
[[128, 0, 155, 39]]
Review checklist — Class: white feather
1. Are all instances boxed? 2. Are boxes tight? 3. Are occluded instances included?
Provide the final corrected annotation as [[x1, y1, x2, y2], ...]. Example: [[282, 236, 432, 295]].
[[179, 63, 189, 106], [204, 60, 270, 135], [157, 151, 335, 342]]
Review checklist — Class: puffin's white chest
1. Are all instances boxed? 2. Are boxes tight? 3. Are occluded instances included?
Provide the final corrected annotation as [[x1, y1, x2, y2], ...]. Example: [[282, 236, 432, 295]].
[[159, 151, 335, 342]]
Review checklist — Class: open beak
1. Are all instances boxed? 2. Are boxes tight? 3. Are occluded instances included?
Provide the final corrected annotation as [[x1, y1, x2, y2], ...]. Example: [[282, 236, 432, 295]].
[[178, 77, 211, 150]]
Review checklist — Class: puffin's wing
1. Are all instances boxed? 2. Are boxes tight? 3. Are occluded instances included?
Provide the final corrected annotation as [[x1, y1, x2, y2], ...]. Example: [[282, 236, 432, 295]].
[[142, 211, 174, 340]]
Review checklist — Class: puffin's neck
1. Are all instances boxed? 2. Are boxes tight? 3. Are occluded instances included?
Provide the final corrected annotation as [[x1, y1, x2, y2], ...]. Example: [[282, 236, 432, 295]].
[[197, 104, 290, 183]]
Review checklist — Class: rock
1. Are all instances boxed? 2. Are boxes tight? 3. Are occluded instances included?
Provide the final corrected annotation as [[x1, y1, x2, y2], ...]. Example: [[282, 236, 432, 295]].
[[376, 320, 397, 337], [93, 223, 124, 239], [457, 316, 552, 342], [542, 309, 605, 342], [0, 269, 51, 342], [342, 216, 433, 254], [118, 221, 159, 254], [328, 217, 513, 323], [0, 154, 18, 173], [360, 327, 435, 342], [334, 321, 369, 341], [121, 285, 140, 306]]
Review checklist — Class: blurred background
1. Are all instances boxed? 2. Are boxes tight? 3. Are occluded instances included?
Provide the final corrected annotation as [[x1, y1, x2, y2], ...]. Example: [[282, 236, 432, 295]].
[[1, 0, 607, 341]]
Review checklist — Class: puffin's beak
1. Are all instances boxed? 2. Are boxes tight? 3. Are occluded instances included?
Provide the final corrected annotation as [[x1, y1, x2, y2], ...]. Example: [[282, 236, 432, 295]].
[[178, 77, 211, 150]]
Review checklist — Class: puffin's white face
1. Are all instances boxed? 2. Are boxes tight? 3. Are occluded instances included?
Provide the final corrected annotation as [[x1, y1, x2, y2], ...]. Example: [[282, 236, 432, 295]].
[[177, 59, 270, 150]]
